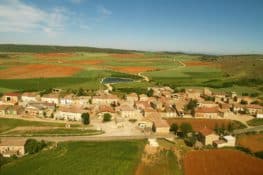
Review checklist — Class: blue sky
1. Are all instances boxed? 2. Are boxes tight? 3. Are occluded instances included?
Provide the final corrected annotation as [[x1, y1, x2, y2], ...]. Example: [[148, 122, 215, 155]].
[[0, 0, 263, 54]]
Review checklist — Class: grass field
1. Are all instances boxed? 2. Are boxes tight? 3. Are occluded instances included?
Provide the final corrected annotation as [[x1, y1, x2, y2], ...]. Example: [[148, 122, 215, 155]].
[[0, 141, 145, 175], [0, 118, 70, 133], [183, 149, 263, 175], [247, 118, 263, 126], [0, 44, 262, 97], [237, 134, 263, 152]]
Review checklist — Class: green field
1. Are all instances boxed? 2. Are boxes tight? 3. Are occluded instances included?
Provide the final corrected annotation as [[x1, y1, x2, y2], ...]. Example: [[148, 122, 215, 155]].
[[0, 141, 145, 175], [247, 118, 263, 126], [0, 44, 262, 96]]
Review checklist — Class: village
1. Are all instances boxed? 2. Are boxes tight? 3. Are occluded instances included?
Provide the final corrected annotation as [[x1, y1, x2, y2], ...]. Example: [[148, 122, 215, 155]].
[[0, 86, 263, 158]]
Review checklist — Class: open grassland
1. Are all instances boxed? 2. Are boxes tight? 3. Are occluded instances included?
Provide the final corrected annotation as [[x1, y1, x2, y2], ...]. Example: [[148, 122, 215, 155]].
[[0, 45, 262, 96], [0, 118, 69, 133], [183, 149, 263, 175], [237, 134, 263, 152], [165, 118, 246, 132], [247, 118, 263, 126], [0, 141, 145, 175]]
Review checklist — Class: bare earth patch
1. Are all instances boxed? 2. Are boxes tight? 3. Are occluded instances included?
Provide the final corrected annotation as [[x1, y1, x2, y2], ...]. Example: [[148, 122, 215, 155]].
[[0, 64, 82, 79], [237, 134, 263, 152], [184, 149, 263, 175], [35, 53, 75, 59]]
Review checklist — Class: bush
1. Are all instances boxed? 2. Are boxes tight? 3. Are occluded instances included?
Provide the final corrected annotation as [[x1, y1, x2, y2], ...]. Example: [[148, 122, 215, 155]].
[[170, 123, 178, 134], [184, 136, 196, 147], [103, 113, 112, 122], [180, 122, 193, 137], [81, 113, 90, 125], [255, 151, 263, 159], [185, 99, 198, 112], [25, 139, 47, 154]]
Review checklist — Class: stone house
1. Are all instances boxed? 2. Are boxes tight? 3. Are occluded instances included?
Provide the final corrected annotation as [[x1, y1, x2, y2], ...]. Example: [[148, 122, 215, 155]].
[[186, 89, 202, 99], [118, 104, 142, 119], [5, 105, 24, 115], [195, 107, 219, 118], [0, 139, 25, 157], [41, 93, 60, 105], [199, 127, 219, 145], [213, 135, 236, 148], [60, 94, 75, 106], [126, 93, 139, 103], [2, 93, 21, 105], [246, 104, 263, 115], [92, 94, 119, 106], [21, 92, 39, 102], [55, 107, 86, 121]]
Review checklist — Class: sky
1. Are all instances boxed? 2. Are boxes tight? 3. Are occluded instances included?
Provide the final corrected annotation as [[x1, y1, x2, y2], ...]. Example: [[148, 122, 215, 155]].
[[0, 0, 263, 54]]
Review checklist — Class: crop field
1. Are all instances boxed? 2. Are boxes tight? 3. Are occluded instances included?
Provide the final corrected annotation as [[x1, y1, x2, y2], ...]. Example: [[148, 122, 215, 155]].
[[0, 45, 262, 96], [0, 141, 145, 175], [165, 118, 246, 132], [183, 149, 263, 175], [237, 134, 263, 152]]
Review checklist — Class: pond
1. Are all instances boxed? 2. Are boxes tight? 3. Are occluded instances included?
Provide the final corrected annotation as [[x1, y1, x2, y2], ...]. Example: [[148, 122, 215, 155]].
[[102, 77, 135, 84]]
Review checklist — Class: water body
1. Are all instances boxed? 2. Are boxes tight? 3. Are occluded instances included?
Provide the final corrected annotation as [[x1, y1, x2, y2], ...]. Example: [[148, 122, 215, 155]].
[[102, 77, 134, 84]]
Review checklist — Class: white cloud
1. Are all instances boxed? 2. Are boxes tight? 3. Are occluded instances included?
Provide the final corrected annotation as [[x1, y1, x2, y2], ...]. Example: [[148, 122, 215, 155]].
[[97, 6, 112, 16], [0, 0, 68, 37], [70, 0, 84, 4]]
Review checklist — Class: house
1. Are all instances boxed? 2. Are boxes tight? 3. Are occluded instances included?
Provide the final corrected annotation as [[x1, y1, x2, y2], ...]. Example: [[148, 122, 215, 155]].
[[135, 101, 151, 110], [96, 105, 115, 119], [41, 93, 60, 105], [21, 92, 39, 102], [138, 119, 153, 129], [92, 94, 119, 105], [55, 107, 86, 121], [73, 96, 91, 106], [126, 93, 139, 103], [198, 101, 218, 108], [5, 105, 24, 115], [213, 135, 236, 148], [139, 94, 149, 101], [0, 105, 10, 115], [232, 104, 246, 113], [0, 139, 25, 157], [219, 103, 233, 118], [148, 114, 170, 134], [256, 112, 263, 118], [199, 127, 219, 145], [160, 105, 177, 118], [213, 92, 227, 103], [118, 104, 142, 119], [203, 88, 212, 96], [186, 89, 202, 99], [60, 94, 75, 105], [143, 107, 157, 117], [2, 93, 21, 105], [25, 102, 55, 117], [195, 107, 219, 118], [246, 104, 263, 115]]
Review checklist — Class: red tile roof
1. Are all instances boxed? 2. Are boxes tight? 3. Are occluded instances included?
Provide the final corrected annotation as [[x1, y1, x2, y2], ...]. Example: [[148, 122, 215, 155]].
[[199, 127, 214, 136], [195, 107, 219, 113]]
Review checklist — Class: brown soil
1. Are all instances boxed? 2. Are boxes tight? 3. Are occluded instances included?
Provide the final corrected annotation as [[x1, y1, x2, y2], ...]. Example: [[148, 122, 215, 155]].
[[166, 118, 232, 132], [184, 149, 263, 175], [237, 134, 263, 152], [0, 64, 82, 79], [68, 60, 104, 65]]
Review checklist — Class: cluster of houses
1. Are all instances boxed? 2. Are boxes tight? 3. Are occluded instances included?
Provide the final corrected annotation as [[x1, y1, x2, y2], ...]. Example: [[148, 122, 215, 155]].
[[0, 87, 262, 134]]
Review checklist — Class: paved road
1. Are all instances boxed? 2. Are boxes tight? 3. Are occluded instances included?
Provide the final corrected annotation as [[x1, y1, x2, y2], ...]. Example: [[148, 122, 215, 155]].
[[0, 133, 173, 143], [233, 125, 263, 134]]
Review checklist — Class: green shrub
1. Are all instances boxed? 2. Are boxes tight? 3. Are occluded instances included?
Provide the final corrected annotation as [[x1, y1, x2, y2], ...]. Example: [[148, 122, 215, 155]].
[[25, 139, 47, 154], [103, 113, 112, 122]]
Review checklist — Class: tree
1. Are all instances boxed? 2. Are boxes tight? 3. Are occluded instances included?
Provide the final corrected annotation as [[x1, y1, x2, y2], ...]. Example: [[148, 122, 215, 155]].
[[185, 99, 198, 111], [146, 89, 154, 97], [180, 122, 193, 137], [240, 99, 248, 105], [184, 135, 196, 147], [214, 123, 220, 134], [81, 113, 90, 125], [170, 123, 178, 134], [0, 153, 5, 168], [103, 113, 112, 122], [77, 88, 86, 96], [227, 122, 234, 133], [25, 139, 46, 154]]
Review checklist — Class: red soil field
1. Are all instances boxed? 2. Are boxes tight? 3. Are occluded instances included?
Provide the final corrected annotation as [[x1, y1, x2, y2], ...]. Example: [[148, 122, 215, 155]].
[[183, 61, 216, 67], [237, 134, 263, 152], [184, 149, 263, 175], [113, 66, 156, 74], [166, 118, 231, 132], [110, 53, 144, 59], [35, 53, 75, 59], [0, 64, 81, 79]]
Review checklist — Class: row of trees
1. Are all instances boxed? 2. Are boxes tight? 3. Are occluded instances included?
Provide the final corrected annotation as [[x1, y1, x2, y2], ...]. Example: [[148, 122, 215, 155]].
[[25, 139, 47, 154]]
